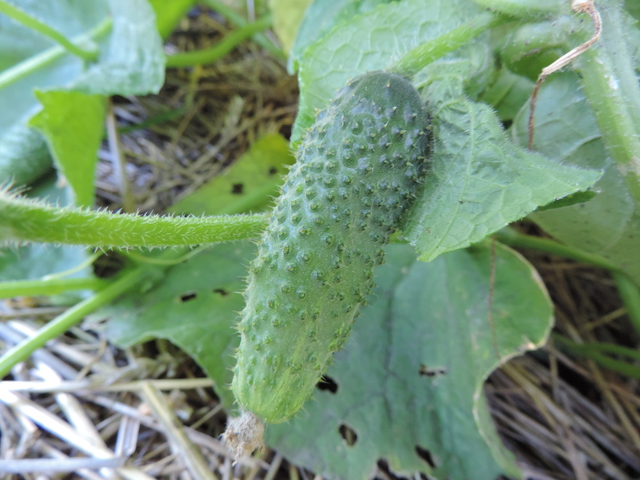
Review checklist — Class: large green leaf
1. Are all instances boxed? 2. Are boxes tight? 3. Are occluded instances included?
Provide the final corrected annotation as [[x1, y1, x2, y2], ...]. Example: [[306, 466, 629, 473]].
[[403, 67, 601, 262], [29, 91, 105, 207], [0, 1, 107, 129], [291, 0, 486, 144], [73, 0, 165, 96], [104, 135, 294, 405], [513, 74, 640, 286], [0, 0, 165, 191], [104, 242, 254, 407], [267, 242, 552, 480]]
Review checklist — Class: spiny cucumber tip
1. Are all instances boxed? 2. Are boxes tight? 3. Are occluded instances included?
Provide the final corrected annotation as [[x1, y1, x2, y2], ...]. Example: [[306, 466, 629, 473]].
[[223, 410, 265, 460]]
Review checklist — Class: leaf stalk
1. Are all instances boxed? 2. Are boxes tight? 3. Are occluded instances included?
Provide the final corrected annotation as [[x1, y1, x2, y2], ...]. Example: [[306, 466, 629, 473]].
[[0, 277, 107, 299]]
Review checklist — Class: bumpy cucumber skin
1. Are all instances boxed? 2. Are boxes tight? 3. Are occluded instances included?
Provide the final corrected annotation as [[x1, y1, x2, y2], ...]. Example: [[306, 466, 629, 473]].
[[233, 71, 429, 424]]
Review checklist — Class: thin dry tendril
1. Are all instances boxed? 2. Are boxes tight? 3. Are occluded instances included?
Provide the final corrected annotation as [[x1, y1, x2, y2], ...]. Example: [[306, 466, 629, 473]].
[[528, 0, 602, 149]]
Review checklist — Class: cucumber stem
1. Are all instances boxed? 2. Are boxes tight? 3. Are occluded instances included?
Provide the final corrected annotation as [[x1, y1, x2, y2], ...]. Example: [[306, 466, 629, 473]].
[[553, 334, 640, 378], [0, 264, 153, 377], [612, 272, 640, 337], [0, 277, 107, 299], [392, 12, 506, 76], [574, 1, 640, 204], [166, 15, 273, 67], [202, 0, 285, 59], [0, 189, 268, 248], [494, 227, 619, 272]]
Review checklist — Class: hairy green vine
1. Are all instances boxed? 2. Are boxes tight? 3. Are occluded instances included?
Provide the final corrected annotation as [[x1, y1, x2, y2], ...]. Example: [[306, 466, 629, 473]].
[[0, 188, 268, 248]]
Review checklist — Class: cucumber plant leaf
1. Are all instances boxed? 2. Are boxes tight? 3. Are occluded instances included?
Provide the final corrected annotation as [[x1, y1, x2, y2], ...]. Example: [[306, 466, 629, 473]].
[[513, 74, 640, 286], [291, 0, 488, 144], [73, 0, 165, 96], [103, 135, 294, 406], [103, 242, 253, 407], [0, 1, 106, 185], [266, 242, 552, 480], [148, 0, 198, 39], [403, 68, 602, 263], [268, 0, 313, 54], [169, 134, 295, 216], [0, 0, 165, 194], [29, 91, 106, 207], [478, 66, 533, 122], [288, 0, 396, 73]]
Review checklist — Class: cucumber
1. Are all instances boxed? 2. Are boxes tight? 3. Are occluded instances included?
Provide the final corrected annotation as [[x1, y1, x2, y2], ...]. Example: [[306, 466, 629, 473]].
[[226, 71, 429, 454]]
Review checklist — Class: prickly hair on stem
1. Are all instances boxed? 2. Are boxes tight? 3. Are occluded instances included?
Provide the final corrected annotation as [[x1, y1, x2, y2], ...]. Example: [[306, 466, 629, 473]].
[[223, 410, 265, 460], [0, 185, 268, 248]]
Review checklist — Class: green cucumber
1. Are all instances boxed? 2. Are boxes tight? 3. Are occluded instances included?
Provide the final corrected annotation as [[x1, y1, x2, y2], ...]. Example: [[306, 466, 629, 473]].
[[226, 71, 429, 455]]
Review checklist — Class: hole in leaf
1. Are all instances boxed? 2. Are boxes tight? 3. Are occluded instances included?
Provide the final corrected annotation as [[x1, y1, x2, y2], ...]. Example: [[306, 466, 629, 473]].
[[180, 291, 198, 302], [268, 166, 278, 175], [419, 364, 447, 377], [338, 424, 358, 446], [231, 183, 244, 194], [316, 375, 338, 393], [213, 288, 229, 296], [375, 459, 411, 479], [415, 445, 437, 468]]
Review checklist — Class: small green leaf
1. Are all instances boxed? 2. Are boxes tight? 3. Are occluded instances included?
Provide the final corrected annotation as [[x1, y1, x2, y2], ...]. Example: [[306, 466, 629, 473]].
[[403, 71, 601, 263], [169, 134, 295, 216], [291, 0, 486, 144], [148, 0, 197, 39], [500, 17, 585, 81], [73, 0, 165, 96], [267, 242, 552, 480], [29, 91, 106, 207], [268, 0, 313, 53]]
